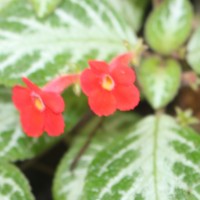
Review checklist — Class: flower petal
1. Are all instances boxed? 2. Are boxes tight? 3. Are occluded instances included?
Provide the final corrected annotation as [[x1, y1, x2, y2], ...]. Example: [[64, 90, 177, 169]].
[[110, 52, 133, 70], [113, 84, 140, 111], [20, 105, 44, 137], [111, 66, 136, 84], [22, 77, 41, 93], [88, 89, 116, 116], [41, 91, 65, 113], [44, 109, 65, 136], [89, 60, 109, 74], [12, 86, 31, 110], [80, 69, 101, 96], [43, 74, 80, 93]]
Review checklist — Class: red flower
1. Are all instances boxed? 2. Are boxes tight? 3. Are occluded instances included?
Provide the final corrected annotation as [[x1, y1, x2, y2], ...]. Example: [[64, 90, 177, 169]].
[[12, 77, 66, 137], [80, 53, 140, 116], [43, 74, 80, 93]]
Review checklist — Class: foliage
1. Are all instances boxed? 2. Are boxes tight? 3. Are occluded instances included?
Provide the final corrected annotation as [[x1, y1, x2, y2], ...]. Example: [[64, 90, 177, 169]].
[[137, 56, 181, 109], [0, 162, 35, 200], [0, 0, 200, 199]]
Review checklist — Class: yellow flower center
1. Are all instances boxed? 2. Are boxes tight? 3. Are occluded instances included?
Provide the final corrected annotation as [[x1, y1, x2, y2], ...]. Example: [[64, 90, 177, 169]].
[[102, 75, 115, 91], [32, 93, 45, 111]]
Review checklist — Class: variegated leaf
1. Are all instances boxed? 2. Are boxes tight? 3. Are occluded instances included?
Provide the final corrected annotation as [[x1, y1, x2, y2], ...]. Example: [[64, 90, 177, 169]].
[[83, 115, 200, 200], [107, 0, 150, 32], [0, 88, 87, 161], [0, 162, 34, 200], [145, 0, 193, 55], [0, 0, 137, 87], [53, 113, 140, 200], [0, 0, 13, 11], [30, 0, 63, 18], [137, 56, 181, 109], [187, 26, 200, 74]]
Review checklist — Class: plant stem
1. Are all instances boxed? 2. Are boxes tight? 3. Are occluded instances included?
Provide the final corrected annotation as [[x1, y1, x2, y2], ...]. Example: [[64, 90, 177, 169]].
[[64, 111, 94, 145], [155, 108, 165, 116], [69, 111, 93, 137], [70, 118, 104, 171]]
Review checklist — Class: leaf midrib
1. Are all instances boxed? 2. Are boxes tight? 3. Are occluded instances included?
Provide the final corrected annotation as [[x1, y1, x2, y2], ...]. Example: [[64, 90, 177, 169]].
[[0, 36, 125, 44], [153, 116, 159, 200], [0, 37, 126, 54]]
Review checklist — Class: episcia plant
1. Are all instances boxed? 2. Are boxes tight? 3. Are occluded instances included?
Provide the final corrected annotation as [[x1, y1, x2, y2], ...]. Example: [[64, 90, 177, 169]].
[[1, 0, 200, 200], [12, 53, 139, 137]]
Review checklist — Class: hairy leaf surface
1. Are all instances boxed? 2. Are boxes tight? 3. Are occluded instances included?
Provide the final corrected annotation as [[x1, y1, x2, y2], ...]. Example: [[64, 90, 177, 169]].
[[0, 162, 34, 200], [0, 0, 137, 86], [187, 26, 200, 74], [30, 0, 63, 18], [137, 56, 181, 109], [53, 113, 140, 200], [108, 0, 149, 32], [145, 0, 193, 55], [83, 115, 200, 200]]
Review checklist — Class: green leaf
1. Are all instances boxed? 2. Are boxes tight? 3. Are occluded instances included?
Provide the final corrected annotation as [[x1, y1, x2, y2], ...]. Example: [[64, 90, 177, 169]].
[[137, 56, 181, 109], [53, 113, 140, 200], [0, 88, 87, 161], [187, 26, 200, 74], [107, 0, 149, 32], [0, 162, 34, 200], [0, 0, 137, 87], [145, 0, 193, 55], [0, 0, 14, 11], [29, 0, 63, 18], [83, 115, 200, 200]]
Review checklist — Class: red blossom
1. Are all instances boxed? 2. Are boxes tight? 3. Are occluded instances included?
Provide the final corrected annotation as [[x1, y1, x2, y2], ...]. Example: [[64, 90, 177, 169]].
[[80, 53, 140, 116], [43, 74, 80, 93], [12, 75, 79, 137]]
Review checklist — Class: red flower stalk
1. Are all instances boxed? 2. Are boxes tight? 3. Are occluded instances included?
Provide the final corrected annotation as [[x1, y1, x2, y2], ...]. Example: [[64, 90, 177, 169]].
[[80, 53, 140, 116], [12, 75, 79, 137]]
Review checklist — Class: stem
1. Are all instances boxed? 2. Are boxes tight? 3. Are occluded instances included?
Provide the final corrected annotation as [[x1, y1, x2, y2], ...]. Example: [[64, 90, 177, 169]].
[[155, 108, 164, 116], [70, 118, 104, 171], [64, 111, 94, 144]]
